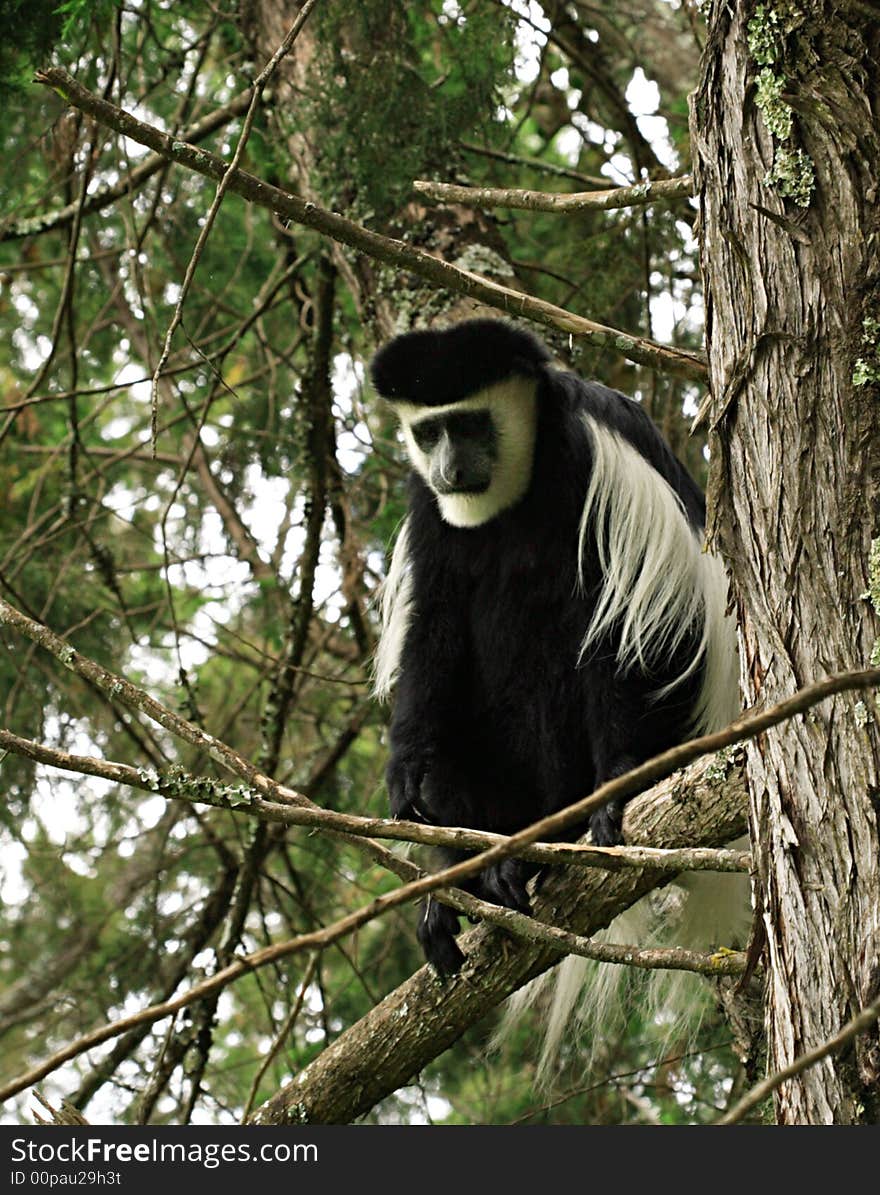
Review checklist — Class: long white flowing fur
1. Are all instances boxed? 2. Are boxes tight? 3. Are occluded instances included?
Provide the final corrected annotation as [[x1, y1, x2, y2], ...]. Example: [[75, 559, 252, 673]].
[[373, 517, 414, 702], [499, 418, 746, 1083], [575, 414, 740, 737], [578, 416, 735, 713]]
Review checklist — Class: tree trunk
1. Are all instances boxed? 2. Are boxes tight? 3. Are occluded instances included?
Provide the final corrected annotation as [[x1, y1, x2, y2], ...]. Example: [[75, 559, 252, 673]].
[[692, 1, 880, 1123]]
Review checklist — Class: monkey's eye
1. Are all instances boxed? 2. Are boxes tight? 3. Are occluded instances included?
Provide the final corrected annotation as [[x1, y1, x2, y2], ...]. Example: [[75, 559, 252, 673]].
[[412, 420, 442, 452]]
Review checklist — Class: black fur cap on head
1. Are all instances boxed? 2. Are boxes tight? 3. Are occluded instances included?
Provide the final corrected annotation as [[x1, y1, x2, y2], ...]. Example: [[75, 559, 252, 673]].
[[370, 319, 553, 407]]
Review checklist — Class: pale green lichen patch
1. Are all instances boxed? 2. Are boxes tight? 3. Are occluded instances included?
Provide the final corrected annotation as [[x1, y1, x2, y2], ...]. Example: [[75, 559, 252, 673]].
[[755, 69, 792, 140], [866, 537, 880, 615], [705, 745, 738, 784], [855, 700, 870, 728], [452, 244, 514, 278], [746, 2, 810, 67], [865, 537, 880, 668], [764, 146, 815, 208], [135, 764, 256, 809], [853, 316, 880, 388], [747, 5, 787, 66], [747, 3, 816, 209]]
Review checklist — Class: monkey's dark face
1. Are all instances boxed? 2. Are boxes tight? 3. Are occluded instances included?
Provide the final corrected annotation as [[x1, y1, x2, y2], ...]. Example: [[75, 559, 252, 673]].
[[393, 379, 538, 528], [410, 410, 497, 496]]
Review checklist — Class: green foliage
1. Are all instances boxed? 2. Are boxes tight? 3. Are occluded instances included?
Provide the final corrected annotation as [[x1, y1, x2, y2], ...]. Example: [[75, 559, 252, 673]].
[[0, 0, 63, 91], [55, 0, 116, 38], [296, 0, 516, 220]]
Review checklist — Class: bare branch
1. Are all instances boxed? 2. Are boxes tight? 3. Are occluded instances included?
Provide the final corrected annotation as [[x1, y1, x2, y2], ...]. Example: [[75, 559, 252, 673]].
[[0, 726, 750, 873], [34, 68, 707, 381], [251, 750, 749, 1124], [5, 587, 880, 1118], [459, 141, 608, 187], [1, 589, 878, 891], [412, 175, 694, 213]]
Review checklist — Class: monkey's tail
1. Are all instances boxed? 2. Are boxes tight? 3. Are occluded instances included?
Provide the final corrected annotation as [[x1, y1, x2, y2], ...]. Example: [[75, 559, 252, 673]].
[[492, 855, 751, 1085]]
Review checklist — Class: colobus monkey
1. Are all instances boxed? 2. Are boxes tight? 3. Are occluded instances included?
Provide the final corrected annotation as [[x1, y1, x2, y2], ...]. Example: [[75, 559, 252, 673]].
[[371, 319, 737, 975]]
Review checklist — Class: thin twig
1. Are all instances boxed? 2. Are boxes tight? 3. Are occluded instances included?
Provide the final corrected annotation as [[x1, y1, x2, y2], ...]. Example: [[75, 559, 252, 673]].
[[459, 141, 609, 187]]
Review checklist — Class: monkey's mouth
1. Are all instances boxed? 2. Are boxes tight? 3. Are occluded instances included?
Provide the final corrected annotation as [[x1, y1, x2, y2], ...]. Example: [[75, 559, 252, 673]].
[[434, 479, 491, 496]]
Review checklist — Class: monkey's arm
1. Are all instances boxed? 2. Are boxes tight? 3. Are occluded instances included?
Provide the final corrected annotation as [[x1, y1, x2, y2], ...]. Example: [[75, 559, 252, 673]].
[[386, 564, 470, 824], [583, 669, 671, 846]]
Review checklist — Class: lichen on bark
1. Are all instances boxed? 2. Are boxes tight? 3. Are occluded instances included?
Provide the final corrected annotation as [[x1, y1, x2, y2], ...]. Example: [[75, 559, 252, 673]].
[[746, 1, 818, 207]]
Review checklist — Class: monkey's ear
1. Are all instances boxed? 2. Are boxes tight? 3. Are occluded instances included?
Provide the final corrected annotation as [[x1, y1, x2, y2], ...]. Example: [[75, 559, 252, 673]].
[[370, 319, 552, 407]]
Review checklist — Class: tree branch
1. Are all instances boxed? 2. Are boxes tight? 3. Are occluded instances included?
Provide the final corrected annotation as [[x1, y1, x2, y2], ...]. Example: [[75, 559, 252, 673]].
[[0, 749, 747, 1107], [4, 587, 879, 1119], [250, 749, 749, 1124], [412, 175, 694, 213], [33, 67, 706, 381], [0, 725, 750, 873]]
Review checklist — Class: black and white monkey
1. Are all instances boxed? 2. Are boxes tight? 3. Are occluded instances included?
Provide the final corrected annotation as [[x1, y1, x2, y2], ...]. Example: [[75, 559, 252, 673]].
[[370, 319, 738, 975]]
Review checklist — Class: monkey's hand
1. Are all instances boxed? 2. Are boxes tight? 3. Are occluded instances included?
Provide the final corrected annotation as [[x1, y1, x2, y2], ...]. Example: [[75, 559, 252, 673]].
[[387, 752, 477, 825], [477, 858, 532, 915], [386, 751, 429, 821], [589, 799, 625, 847]]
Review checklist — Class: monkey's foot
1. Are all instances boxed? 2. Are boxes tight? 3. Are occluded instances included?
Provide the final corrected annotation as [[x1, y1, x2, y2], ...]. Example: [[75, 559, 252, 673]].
[[418, 898, 465, 976]]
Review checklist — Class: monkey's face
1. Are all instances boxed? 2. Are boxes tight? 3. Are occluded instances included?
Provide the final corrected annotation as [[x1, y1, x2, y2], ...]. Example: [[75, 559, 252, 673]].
[[394, 379, 538, 528], [410, 409, 496, 496]]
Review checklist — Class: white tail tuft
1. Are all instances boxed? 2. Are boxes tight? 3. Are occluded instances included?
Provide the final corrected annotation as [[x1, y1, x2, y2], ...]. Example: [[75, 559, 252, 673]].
[[493, 859, 751, 1085]]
